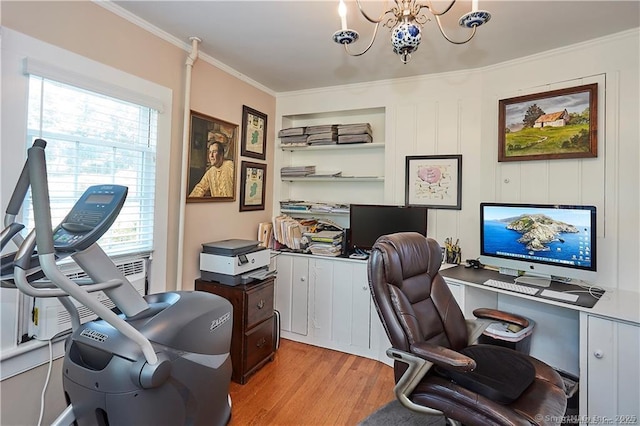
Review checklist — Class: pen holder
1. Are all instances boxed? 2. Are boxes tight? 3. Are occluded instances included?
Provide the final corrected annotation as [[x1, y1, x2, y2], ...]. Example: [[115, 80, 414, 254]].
[[445, 246, 461, 264]]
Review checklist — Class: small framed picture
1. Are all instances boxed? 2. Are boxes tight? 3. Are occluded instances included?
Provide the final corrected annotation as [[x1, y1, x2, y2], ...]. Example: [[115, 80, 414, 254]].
[[239, 161, 266, 211], [241, 105, 267, 160], [405, 155, 462, 210], [498, 83, 598, 162], [187, 111, 237, 202]]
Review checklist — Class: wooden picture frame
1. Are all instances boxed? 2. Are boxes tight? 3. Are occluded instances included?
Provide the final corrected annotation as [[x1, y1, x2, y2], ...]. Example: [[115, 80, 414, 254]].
[[405, 155, 462, 210], [239, 161, 266, 211], [240, 105, 267, 160], [186, 111, 238, 202], [498, 83, 598, 162]]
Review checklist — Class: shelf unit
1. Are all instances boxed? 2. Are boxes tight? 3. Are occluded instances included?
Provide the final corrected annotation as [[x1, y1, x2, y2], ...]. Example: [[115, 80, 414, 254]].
[[275, 107, 386, 229]]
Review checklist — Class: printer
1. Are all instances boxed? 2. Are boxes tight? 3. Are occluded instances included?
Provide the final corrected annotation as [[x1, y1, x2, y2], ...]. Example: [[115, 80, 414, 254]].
[[200, 239, 273, 285]]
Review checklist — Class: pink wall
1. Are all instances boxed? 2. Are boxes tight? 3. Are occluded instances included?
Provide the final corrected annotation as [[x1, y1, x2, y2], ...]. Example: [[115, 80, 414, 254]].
[[2, 1, 276, 290]]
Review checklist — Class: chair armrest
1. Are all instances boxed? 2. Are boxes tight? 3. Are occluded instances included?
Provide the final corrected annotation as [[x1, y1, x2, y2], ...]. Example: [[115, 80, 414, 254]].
[[473, 308, 530, 328], [385, 348, 448, 416], [409, 341, 476, 372]]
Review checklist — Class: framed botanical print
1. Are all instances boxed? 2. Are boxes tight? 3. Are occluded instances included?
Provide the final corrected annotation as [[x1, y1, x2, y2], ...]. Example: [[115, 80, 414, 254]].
[[241, 105, 267, 160], [239, 161, 266, 211], [187, 111, 238, 202]]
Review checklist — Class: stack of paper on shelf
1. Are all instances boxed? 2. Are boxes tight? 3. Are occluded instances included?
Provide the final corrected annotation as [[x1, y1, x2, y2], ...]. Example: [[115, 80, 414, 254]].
[[306, 124, 338, 146], [280, 134, 309, 146], [304, 230, 343, 257], [309, 202, 349, 214], [280, 200, 312, 212], [278, 127, 306, 137], [306, 170, 342, 178], [280, 165, 316, 177], [272, 215, 313, 251], [337, 123, 373, 144]]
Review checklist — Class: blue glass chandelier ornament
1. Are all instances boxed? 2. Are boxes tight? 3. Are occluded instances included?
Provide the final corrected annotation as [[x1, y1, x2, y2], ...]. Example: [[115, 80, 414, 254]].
[[332, 0, 491, 64]]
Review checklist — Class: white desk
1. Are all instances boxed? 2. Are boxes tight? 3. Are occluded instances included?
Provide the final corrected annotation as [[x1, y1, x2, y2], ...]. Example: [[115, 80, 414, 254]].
[[440, 265, 640, 425]]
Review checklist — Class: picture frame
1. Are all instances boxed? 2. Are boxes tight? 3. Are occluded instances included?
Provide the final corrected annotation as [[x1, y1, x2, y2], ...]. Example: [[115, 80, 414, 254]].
[[239, 161, 267, 212], [240, 105, 267, 160], [186, 110, 238, 202], [405, 155, 462, 210], [498, 83, 598, 162]]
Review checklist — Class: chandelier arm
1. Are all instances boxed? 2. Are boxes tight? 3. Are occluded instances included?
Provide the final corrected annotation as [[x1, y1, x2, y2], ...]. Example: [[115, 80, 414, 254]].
[[422, 0, 458, 17], [434, 14, 477, 44], [343, 22, 381, 56], [355, 0, 394, 24]]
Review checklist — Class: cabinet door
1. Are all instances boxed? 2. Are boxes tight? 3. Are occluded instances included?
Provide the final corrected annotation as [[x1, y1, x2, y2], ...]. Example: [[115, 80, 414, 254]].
[[308, 259, 371, 351], [586, 315, 640, 424], [331, 261, 370, 351], [275, 255, 309, 335]]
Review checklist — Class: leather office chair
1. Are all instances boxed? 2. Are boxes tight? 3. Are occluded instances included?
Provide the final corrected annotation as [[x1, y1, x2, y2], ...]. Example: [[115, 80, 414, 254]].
[[368, 232, 567, 426]]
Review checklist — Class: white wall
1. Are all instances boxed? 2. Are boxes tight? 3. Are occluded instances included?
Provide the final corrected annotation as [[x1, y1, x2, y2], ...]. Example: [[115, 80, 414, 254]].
[[276, 29, 640, 293]]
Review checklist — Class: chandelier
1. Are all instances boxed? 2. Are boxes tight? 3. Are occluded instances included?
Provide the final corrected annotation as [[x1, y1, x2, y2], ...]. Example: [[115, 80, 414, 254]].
[[332, 0, 491, 64]]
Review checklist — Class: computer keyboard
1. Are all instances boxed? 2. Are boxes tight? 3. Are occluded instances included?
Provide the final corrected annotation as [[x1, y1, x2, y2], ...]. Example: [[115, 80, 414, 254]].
[[483, 279, 540, 295]]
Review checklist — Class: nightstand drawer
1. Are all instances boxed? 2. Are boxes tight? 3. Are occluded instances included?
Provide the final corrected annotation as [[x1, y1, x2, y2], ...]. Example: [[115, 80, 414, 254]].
[[246, 283, 274, 328], [245, 317, 274, 371]]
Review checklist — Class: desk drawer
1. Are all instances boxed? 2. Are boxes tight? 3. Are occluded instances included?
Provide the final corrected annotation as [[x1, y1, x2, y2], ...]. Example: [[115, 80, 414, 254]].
[[246, 282, 274, 328], [245, 317, 274, 371]]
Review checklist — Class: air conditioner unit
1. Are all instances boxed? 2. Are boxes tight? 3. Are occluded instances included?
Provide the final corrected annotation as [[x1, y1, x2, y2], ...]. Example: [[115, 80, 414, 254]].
[[28, 258, 147, 341]]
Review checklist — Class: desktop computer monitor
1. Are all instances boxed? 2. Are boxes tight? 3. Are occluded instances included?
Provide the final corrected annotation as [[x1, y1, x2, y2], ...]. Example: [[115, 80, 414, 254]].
[[479, 202, 597, 286], [349, 204, 427, 252]]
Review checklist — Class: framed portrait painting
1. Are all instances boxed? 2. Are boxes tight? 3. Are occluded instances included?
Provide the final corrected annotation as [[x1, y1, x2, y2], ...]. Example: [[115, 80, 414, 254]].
[[498, 83, 598, 162], [187, 111, 238, 202], [241, 105, 267, 160], [239, 161, 266, 212], [405, 155, 462, 210]]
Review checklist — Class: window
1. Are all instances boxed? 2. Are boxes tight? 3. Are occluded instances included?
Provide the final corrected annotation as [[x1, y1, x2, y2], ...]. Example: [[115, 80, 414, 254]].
[[24, 75, 158, 256]]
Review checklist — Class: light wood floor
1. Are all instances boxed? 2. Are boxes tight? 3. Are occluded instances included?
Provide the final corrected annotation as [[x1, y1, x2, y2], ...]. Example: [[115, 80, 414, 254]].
[[228, 339, 396, 425]]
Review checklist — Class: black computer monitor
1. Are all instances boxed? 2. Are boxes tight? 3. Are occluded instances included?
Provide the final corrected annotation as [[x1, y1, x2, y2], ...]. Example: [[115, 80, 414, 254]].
[[349, 204, 427, 252]]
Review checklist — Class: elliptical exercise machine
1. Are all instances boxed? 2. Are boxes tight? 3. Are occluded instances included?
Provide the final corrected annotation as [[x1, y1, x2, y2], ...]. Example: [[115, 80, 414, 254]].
[[1, 140, 233, 425]]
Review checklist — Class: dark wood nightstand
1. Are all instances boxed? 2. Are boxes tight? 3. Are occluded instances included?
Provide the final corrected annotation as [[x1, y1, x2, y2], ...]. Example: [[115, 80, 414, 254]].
[[195, 277, 275, 384]]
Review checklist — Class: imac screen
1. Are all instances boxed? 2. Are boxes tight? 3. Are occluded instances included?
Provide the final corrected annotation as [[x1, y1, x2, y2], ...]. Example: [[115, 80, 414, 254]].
[[349, 204, 427, 252], [480, 202, 596, 278]]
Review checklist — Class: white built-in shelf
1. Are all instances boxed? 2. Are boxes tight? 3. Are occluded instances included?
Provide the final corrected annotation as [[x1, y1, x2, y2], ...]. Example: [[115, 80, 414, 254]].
[[281, 176, 384, 182], [280, 142, 385, 152]]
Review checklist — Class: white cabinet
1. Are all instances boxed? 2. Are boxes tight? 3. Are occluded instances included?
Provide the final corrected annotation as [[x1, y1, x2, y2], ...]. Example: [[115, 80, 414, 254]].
[[582, 314, 640, 424], [275, 107, 386, 228], [274, 253, 388, 361], [274, 254, 309, 336]]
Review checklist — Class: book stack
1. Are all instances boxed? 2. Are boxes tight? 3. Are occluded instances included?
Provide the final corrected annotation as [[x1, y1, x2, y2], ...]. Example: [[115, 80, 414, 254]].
[[337, 123, 373, 144], [306, 124, 338, 146], [304, 230, 343, 257], [280, 200, 312, 212], [279, 127, 308, 146], [280, 165, 315, 178]]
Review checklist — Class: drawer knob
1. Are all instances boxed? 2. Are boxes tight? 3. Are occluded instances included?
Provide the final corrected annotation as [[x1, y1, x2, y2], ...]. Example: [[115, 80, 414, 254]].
[[256, 337, 266, 348], [257, 300, 265, 309]]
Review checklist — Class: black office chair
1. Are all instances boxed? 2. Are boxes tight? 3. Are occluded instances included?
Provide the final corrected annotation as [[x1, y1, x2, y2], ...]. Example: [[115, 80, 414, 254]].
[[368, 232, 567, 426]]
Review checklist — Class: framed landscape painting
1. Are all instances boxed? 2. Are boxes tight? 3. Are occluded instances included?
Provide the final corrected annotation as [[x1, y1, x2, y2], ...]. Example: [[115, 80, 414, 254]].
[[498, 83, 598, 162]]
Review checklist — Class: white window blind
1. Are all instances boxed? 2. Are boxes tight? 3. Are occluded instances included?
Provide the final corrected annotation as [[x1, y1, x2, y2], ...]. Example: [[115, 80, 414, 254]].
[[24, 75, 158, 256]]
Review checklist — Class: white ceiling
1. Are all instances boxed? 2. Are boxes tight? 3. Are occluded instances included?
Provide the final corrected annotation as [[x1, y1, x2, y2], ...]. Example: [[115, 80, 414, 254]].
[[111, 0, 640, 93]]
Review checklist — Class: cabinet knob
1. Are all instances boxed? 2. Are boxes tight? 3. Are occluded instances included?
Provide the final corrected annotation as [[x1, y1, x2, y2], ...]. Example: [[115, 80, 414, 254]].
[[362, 286, 368, 291], [593, 350, 604, 359], [257, 337, 266, 348], [300, 277, 306, 282], [257, 300, 265, 309]]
